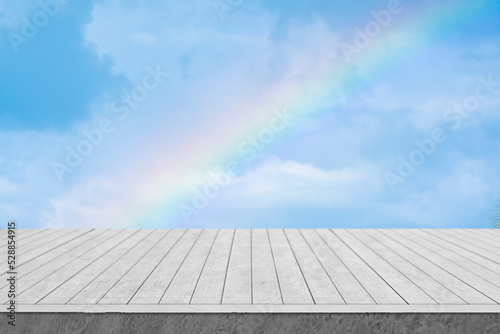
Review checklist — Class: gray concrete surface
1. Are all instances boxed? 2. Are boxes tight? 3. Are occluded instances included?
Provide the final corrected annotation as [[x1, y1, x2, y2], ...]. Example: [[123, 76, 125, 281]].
[[1, 313, 499, 333]]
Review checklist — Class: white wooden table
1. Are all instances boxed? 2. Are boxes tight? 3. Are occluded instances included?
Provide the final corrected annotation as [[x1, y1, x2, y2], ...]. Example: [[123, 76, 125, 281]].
[[2, 229, 500, 313]]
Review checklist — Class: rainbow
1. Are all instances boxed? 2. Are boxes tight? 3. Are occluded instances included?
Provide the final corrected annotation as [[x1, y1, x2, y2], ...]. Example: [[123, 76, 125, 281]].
[[118, 0, 480, 228]]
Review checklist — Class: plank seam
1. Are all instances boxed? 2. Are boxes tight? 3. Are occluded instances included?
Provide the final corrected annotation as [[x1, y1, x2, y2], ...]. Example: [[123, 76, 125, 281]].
[[358, 229, 466, 305], [298, 229, 346, 304], [2, 229, 116, 301], [220, 229, 236, 305], [34, 230, 140, 304], [422, 230, 500, 265], [283, 229, 316, 304], [314, 229, 377, 304], [266, 229, 284, 305], [189, 229, 220, 305], [250, 229, 253, 305], [406, 230, 500, 289], [346, 229, 439, 304], [62, 229, 158, 305], [1, 229, 95, 276], [380, 229, 499, 305], [331, 229, 409, 305], [125, 229, 188, 304], [95, 230, 173, 305], [157, 230, 205, 304]]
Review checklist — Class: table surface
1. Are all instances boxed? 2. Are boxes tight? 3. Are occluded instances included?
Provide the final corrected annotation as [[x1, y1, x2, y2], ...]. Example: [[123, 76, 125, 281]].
[[2, 228, 500, 313]]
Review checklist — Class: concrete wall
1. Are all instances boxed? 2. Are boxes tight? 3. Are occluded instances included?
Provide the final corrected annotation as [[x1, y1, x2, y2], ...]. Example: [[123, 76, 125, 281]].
[[2, 313, 499, 333]]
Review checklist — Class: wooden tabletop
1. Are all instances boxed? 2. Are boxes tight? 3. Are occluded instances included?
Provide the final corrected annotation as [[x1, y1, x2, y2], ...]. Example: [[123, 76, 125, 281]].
[[2, 228, 500, 313]]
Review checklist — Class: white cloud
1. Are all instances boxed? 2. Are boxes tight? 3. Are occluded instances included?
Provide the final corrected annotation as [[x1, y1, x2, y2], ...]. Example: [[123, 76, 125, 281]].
[[41, 177, 127, 228], [381, 159, 495, 227], [221, 157, 381, 207], [3, 0, 500, 230]]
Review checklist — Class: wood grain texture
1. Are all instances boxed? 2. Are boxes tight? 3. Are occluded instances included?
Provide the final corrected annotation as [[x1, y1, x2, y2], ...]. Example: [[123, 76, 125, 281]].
[[190, 229, 234, 305], [411, 230, 500, 282], [99, 229, 186, 305], [1, 229, 49, 249], [430, 230, 500, 259], [461, 228, 500, 240], [300, 229, 374, 304], [160, 229, 218, 304], [251, 229, 282, 305], [285, 229, 344, 304], [222, 229, 252, 305], [334, 229, 436, 305], [268, 229, 313, 304], [350, 230, 465, 305], [368, 230, 494, 305], [318, 229, 406, 305], [18, 230, 135, 304], [39, 230, 154, 304], [6, 229, 500, 311], [11, 230, 131, 304], [69, 230, 170, 304], [380, 230, 497, 304], [455, 229, 500, 249], [0, 229, 92, 271], [129, 229, 200, 305], [0, 229, 112, 299]]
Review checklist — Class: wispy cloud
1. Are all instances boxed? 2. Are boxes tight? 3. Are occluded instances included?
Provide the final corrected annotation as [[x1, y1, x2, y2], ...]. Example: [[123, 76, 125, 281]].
[[1, 0, 500, 229]]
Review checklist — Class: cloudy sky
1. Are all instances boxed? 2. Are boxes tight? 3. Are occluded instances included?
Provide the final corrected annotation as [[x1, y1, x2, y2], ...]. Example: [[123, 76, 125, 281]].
[[1, 0, 499, 229]]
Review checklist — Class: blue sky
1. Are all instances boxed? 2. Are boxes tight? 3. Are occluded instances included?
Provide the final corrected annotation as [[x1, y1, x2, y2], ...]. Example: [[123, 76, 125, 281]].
[[1, 0, 499, 229]]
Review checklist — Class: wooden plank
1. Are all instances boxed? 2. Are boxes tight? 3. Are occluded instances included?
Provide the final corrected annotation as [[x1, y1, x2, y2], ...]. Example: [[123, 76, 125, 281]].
[[468, 229, 500, 243], [384, 230, 500, 304], [190, 229, 234, 305], [98, 229, 186, 305], [318, 229, 405, 305], [17, 229, 49, 241], [18, 229, 58, 247], [445, 230, 500, 255], [0, 229, 64, 267], [222, 229, 252, 305], [267, 229, 313, 304], [452, 229, 500, 252], [0, 229, 105, 292], [350, 230, 465, 304], [10, 228, 47, 242], [16, 230, 136, 304], [285, 229, 344, 304], [160, 229, 218, 304], [1, 229, 50, 249], [375, 230, 496, 304], [129, 229, 201, 304], [413, 230, 500, 280], [0, 229, 85, 271], [16, 230, 93, 266], [3, 228, 500, 309], [251, 229, 282, 305], [334, 230, 436, 304], [17, 229, 69, 252], [38, 230, 154, 304], [425, 230, 500, 264], [300, 229, 374, 304], [0, 229, 115, 302], [68, 230, 171, 304]]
